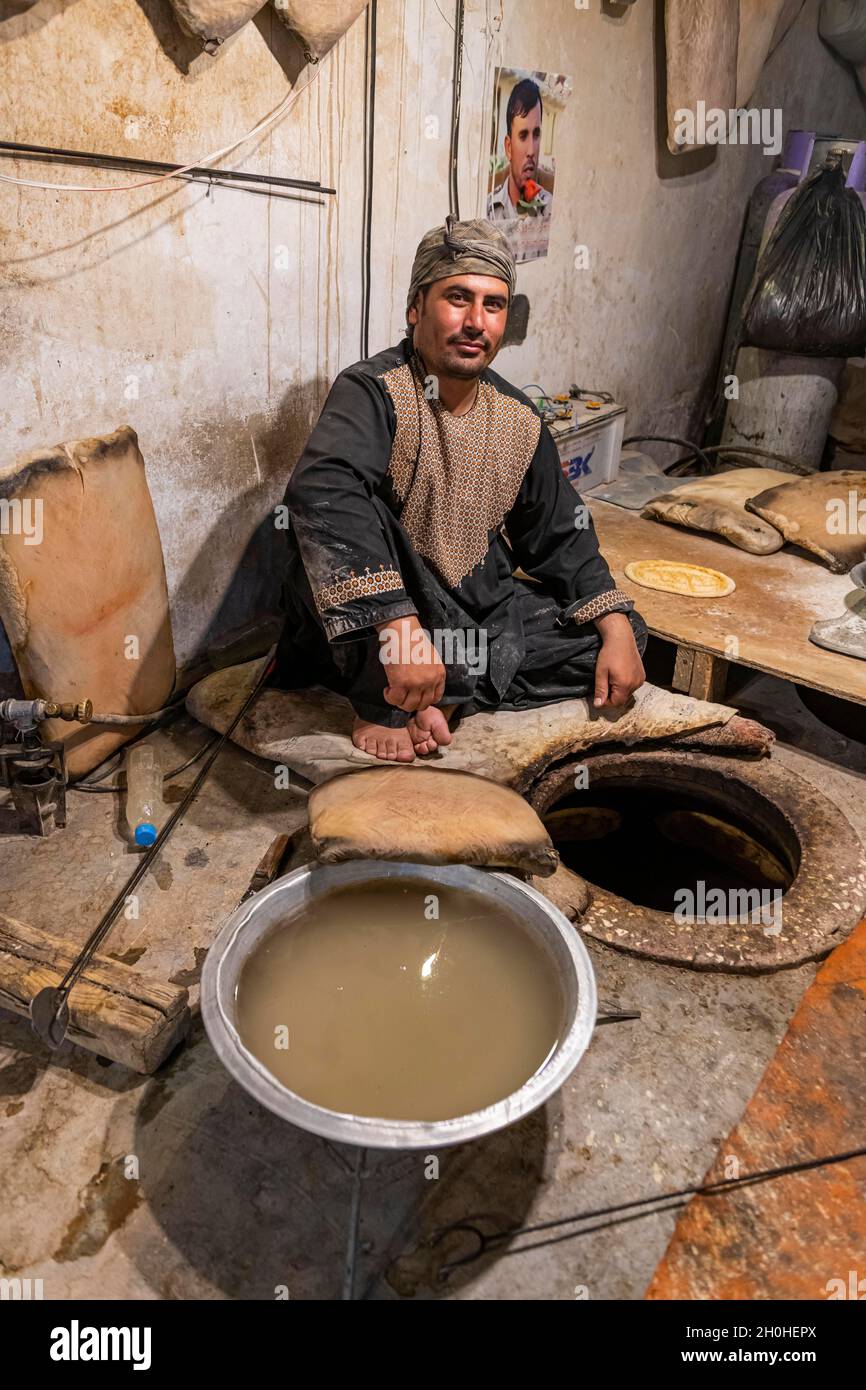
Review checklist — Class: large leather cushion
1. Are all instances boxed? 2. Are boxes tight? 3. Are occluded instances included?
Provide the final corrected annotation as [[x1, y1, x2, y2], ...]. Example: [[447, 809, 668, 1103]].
[[745, 471, 866, 573], [0, 425, 175, 776], [308, 766, 559, 876], [166, 0, 267, 45], [272, 0, 369, 58], [643, 468, 792, 554]]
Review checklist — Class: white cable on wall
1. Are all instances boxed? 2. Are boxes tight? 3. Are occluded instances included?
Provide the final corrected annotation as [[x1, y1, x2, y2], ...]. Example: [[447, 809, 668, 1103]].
[[0, 49, 330, 195]]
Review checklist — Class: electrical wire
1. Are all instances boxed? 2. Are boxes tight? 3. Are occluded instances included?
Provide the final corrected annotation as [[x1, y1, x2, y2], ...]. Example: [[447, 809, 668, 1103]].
[[448, 0, 466, 219], [622, 433, 714, 475], [64, 706, 184, 791], [0, 49, 332, 195], [624, 436, 811, 479], [476, 0, 503, 218], [671, 443, 812, 476], [570, 384, 614, 404], [70, 730, 219, 793], [360, 0, 377, 359]]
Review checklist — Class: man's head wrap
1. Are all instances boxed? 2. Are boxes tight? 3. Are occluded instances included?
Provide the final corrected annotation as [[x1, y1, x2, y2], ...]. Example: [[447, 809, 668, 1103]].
[[406, 215, 516, 315]]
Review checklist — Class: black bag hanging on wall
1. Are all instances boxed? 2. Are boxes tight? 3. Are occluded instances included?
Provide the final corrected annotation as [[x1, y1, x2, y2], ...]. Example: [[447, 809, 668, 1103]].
[[742, 156, 866, 357]]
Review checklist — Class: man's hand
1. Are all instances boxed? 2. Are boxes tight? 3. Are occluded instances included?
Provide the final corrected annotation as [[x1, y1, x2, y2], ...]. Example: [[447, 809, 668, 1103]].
[[376, 614, 446, 713], [592, 612, 645, 709]]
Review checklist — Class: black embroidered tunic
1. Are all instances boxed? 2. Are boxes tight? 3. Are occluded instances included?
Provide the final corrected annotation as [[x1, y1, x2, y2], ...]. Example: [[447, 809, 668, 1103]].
[[276, 339, 637, 717]]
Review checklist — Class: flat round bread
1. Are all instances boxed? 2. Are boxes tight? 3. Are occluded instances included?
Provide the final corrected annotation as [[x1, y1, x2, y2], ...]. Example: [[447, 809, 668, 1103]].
[[624, 559, 736, 597]]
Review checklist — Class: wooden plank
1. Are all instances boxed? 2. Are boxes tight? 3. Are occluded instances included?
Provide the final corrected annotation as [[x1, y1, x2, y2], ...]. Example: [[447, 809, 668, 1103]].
[[590, 499, 866, 705], [0, 721, 311, 1076], [672, 645, 695, 694], [0, 912, 189, 1074], [689, 651, 729, 702]]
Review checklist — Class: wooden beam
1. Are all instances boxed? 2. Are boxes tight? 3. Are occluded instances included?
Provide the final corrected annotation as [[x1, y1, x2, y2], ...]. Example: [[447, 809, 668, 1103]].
[[0, 913, 190, 1074], [673, 644, 729, 703]]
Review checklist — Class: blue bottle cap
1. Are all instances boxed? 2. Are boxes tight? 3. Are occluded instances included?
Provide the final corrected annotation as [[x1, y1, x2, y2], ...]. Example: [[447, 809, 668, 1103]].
[[134, 822, 158, 847]]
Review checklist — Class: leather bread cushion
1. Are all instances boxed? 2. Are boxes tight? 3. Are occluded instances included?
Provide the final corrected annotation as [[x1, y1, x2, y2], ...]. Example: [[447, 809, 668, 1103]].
[[273, 0, 370, 58], [666, 0, 803, 153], [642, 468, 792, 554], [736, 0, 805, 106], [829, 361, 866, 452], [665, 0, 738, 154], [0, 425, 176, 776], [166, 1, 267, 45], [745, 471, 866, 573], [309, 767, 559, 876]]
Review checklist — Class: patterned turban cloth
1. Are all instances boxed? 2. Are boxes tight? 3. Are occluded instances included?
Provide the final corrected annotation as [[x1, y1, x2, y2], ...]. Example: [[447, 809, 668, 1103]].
[[406, 214, 517, 314]]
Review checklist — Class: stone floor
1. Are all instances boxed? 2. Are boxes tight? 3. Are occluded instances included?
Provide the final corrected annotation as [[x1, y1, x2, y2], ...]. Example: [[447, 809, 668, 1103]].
[[1, 674, 864, 1300]]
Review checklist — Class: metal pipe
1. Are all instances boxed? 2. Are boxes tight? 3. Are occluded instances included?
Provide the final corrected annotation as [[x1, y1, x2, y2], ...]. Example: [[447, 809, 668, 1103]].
[[1, 697, 92, 729], [0, 139, 336, 195], [1, 694, 186, 727], [87, 700, 185, 726]]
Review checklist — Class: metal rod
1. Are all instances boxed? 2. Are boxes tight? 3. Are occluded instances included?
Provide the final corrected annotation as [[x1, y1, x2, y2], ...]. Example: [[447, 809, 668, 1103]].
[[34, 655, 275, 1041], [436, 1143, 866, 1276], [342, 1146, 367, 1301], [0, 139, 336, 195]]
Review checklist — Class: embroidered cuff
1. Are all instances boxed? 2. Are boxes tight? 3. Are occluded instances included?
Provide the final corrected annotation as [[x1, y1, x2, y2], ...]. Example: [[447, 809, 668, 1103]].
[[315, 565, 404, 612], [557, 588, 634, 628]]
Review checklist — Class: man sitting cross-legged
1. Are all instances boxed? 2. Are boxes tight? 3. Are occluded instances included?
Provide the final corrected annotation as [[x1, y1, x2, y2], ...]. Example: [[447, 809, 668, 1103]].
[[273, 216, 647, 761]]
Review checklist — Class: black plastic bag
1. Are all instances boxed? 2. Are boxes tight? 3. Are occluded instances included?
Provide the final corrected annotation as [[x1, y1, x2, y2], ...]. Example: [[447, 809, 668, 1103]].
[[742, 158, 866, 357]]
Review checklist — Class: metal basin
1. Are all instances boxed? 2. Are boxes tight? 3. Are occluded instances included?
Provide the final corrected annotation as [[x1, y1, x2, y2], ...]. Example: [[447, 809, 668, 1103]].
[[201, 859, 597, 1150]]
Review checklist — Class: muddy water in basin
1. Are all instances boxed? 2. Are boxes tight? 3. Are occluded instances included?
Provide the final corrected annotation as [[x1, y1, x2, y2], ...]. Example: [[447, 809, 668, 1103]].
[[235, 879, 565, 1122]]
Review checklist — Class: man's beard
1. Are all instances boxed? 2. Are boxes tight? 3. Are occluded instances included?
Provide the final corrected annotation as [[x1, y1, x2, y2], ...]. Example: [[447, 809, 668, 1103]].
[[439, 337, 493, 378], [441, 353, 488, 379]]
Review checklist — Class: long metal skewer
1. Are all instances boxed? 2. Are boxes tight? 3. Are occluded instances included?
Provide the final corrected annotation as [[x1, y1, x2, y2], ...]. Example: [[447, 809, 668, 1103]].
[[0, 139, 335, 194], [29, 656, 275, 1050]]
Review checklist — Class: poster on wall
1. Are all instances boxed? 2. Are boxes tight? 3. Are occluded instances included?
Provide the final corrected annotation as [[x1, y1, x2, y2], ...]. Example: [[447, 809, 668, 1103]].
[[486, 67, 572, 264]]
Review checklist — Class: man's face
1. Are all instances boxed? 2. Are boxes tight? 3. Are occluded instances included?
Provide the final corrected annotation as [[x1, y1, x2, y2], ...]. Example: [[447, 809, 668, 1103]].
[[505, 100, 542, 193], [408, 274, 509, 379]]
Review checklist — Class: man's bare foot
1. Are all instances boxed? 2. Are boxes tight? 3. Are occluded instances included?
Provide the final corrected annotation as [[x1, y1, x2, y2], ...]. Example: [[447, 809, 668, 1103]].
[[407, 705, 456, 756], [352, 717, 416, 762]]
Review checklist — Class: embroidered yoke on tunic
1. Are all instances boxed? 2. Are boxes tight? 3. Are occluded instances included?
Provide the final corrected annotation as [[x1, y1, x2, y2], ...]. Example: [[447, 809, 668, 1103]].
[[282, 339, 633, 669]]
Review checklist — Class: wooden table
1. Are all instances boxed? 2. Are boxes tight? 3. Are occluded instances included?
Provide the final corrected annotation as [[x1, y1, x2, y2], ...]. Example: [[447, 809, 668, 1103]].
[[590, 499, 866, 707]]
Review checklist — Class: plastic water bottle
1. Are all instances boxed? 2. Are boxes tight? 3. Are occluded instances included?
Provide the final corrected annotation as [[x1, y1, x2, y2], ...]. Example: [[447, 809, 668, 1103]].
[[125, 744, 164, 848]]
